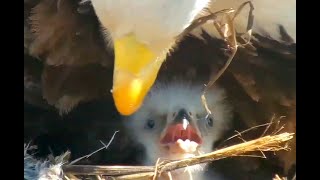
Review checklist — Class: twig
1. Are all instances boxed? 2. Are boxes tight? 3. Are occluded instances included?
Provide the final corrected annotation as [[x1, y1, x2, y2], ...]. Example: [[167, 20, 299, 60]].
[[62, 132, 294, 179], [222, 114, 288, 146], [273, 174, 287, 180], [157, 132, 293, 174], [177, 9, 234, 40], [187, 168, 193, 180], [224, 121, 272, 143], [63, 166, 154, 176], [153, 158, 161, 180], [69, 131, 119, 165], [261, 114, 276, 137], [198, 1, 254, 115], [233, 1, 255, 46]]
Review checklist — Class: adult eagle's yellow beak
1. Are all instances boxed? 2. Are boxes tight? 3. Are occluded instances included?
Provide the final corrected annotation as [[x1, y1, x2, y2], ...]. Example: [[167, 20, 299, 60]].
[[112, 34, 165, 115]]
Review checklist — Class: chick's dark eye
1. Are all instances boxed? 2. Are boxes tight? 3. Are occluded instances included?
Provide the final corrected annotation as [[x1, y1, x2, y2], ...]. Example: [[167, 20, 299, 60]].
[[207, 117, 213, 127], [145, 119, 155, 129]]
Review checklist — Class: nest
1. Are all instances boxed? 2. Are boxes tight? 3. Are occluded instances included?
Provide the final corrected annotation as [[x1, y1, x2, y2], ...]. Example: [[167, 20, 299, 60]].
[[24, 130, 294, 180], [24, 1, 296, 180]]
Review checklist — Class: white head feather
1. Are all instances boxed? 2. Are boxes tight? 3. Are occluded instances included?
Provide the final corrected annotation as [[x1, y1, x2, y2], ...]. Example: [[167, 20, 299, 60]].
[[123, 81, 232, 165], [191, 0, 296, 42], [89, 0, 210, 53], [89, 0, 295, 47]]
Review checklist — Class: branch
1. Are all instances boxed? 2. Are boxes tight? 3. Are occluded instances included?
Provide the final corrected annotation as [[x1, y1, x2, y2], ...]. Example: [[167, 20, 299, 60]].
[[62, 132, 294, 179], [157, 133, 292, 174]]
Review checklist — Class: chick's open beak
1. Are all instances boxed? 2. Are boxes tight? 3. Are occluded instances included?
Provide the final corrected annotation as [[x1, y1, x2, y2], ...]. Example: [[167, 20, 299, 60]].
[[112, 34, 164, 115]]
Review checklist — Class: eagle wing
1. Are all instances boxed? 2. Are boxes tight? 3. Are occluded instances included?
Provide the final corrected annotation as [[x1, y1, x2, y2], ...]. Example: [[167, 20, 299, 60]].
[[24, 0, 114, 114]]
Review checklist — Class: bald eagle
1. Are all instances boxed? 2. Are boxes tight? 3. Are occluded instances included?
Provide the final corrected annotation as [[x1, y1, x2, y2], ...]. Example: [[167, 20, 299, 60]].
[[124, 81, 231, 180], [24, 0, 295, 169], [24, 0, 296, 115], [24, 0, 295, 177]]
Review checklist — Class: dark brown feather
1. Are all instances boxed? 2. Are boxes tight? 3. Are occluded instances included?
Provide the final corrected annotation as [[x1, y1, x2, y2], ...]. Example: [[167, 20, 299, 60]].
[[24, 0, 114, 113], [27, 0, 112, 66], [42, 64, 113, 114]]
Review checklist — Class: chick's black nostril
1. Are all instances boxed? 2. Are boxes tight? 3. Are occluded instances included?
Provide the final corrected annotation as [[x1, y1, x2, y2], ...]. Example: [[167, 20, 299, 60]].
[[174, 109, 191, 123]]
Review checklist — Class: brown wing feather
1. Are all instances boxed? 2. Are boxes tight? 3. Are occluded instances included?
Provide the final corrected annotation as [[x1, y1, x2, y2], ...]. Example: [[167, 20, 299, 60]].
[[27, 0, 112, 66], [24, 0, 114, 113]]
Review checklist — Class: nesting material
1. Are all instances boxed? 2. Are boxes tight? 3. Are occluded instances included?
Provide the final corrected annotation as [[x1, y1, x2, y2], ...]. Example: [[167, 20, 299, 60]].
[[24, 144, 69, 180], [178, 1, 255, 115], [24, 128, 293, 179], [58, 132, 293, 179]]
